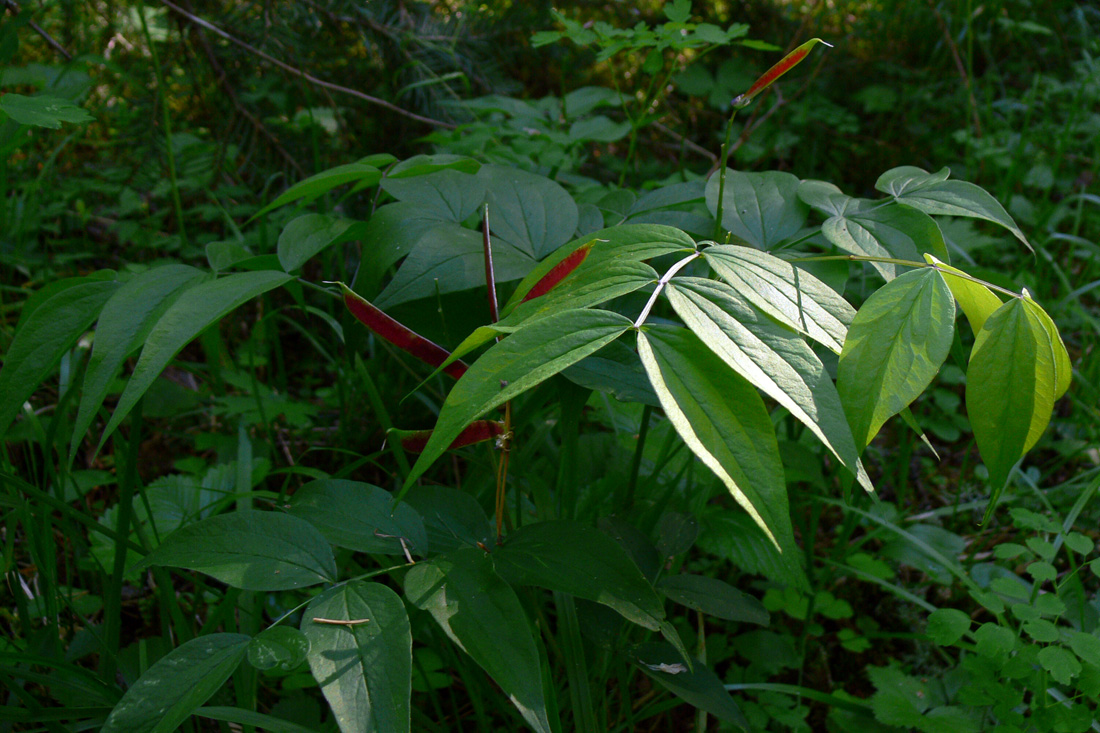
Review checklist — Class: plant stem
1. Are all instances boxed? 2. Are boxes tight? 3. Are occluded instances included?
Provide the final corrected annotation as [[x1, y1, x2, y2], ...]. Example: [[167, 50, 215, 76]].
[[634, 252, 700, 328], [712, 109, 739, 240]]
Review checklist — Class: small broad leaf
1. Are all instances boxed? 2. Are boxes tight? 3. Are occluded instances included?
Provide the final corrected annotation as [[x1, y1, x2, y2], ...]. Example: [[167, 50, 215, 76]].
[[405, 549, 552, 733], [967, 297, 1058, 497], [657, 574, 769, 624], [0, 93, 93, 128], [136, 510, 336, 590], [102, 633, 250, 733], [632, 642, 749, 730], [0, 278, 120, 437], [504, 224, 695, 312], [923, 255, 1002, 334], [248, 627, 310, 673], [926, 608, 970, 645], [705, 170, 807, 249], [380, 166, 486, 222], [402, 309, 633, 495], [288, 479, 427, 557], [374, 224, 534, 309], [252, 163, 382, 220], [704, 246, 854, 353], [837, 267, 955, 450], [70, 265, 207, 459], [876, 166, 1031, 250], [494, 520, 665, 630], [1038, 645, 1081, 685], [637, 325, 805, 588], [480, 164, 579, 259], [278, 214, 368, 273], [822, 202, 949, 280], [666, 278, 870, 492], [301, 582, 411, 733], [403, 485, 492, 553], [99, 270, 292, 451]]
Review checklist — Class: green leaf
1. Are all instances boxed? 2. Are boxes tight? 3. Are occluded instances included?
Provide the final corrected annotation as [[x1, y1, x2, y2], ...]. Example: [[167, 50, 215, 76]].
[[70, 265, 207, 459], [1038, 645, 1081, 685], [1068, 631, 1100, 665], [504, 224, 695, 312], [822, 202, 949, 280], [136, 510, 336, 590], [494, 520, 666, 630], [666, 278, 870, 492], [354, 202, 449, 295], [195, 707, 317, 733], [657, 574, 769, 624], [374, 224, 535, 309], [0, 93, 93, 128], [663, 0, 691, 23], [405, 549, 552, 733], [632, 642, 749, 729], [973, 622, 1015, 664], [568, 115, 631, 143], [248, 627, 310, 673], [876, 166, 1031, 250], [385, 153, 480, 179], [705, 170, 808, 249], [704, 245, 855, 354], [867, 665, 931, 728], [380, 167, 486, 222], [0, 278, 120, 437], [277, 214, 368, 273], [288, 479, 427, 556], [480, 164, 579, 259], [98, 270, 292, 451], [402, 309, 633, 494], [837, 268, 955, 450], [102, 633, 250, 733], [301, 582, 411, 733], [923, 255, 1002, 334], [926, 608, 970, 645], [637, 325, 804, 588], [403, 485, 492, 553], [1024, 295, 1071, 400], [252, 163, 382, 220], [967, 297, 1058, 496]]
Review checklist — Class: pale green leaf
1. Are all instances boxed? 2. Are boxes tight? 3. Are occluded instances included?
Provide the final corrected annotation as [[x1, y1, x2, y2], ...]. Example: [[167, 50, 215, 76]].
[[666, 278, 870, 492], [637, 325, 805, 588], [822, 202, 948, 280], [704, 245, 855, 353], [837, 268, 955, 450], [923, 255, 1002, 334]]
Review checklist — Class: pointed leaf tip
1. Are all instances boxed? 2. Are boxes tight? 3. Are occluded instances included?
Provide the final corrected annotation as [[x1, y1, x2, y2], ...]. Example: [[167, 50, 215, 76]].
[[340, 284, 468, 379]]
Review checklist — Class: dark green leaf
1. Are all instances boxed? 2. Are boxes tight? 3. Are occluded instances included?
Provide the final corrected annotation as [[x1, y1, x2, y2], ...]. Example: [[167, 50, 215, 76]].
[[703, 246, 854, 353], [248, 627, 310, 673], [637, 326, 805, 588], [705, 170, 807, 249], [837, 268, 955, 450], [288, 479, 427, 557], [0, 93, 92, 128], [657, 574, 768, 624], [195, 707, 317, 733], [1038, 646, 1081, 685], [102, 634, 249, 733], [252, 163, 382, 220], [479, 164, 579, 259], [381, 167, 486, 222], [403, 309, 633, 494], [495, 520, 665, 630], [632, 642, 749, 730], [301, 582, 411, 733], [278, 214, 368, 272], [136, 510, 336, 590], [926, 608, 970, 645], [99, 271, 292, 450], [403, 485, 492, 553], [0, 278, 120, 437], [405, 550, 552, 733], [385, 154, 480, 179], [70, 265, 207, 459]]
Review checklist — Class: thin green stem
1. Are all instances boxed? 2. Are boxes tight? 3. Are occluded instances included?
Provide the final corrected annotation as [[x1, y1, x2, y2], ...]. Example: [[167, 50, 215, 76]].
[[712, 110, 739, 240]]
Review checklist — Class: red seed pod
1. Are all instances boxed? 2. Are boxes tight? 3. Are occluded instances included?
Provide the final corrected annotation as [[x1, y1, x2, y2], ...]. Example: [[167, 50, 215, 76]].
[[522, 241, 595, 302], [394, 420, 505, 454]]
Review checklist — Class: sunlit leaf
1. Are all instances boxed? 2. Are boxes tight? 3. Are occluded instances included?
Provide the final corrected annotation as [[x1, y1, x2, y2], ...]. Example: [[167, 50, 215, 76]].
[[705, 170, 807, 249], [837, 268, 955, 450], [923, 255, 1002, 334]]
